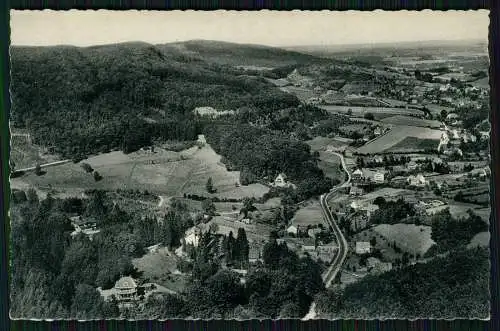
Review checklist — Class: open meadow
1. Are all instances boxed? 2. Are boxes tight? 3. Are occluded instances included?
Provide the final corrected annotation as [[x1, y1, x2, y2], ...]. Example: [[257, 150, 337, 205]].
[[291, 199, 326, 227], [10, 143, 269, 200], [356, 125, 442, 155], [373, 223, 435, 256]]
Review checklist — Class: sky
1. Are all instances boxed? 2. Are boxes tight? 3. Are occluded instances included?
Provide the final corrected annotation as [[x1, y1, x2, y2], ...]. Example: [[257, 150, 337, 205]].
[[10, 10, 489, 47]]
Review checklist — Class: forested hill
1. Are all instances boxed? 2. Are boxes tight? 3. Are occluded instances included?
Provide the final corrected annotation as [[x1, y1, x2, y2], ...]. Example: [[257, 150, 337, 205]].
[[10, 41, 318, 158]]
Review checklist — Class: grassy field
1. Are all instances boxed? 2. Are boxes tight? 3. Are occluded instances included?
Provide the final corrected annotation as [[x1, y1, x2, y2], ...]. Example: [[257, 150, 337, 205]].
[[380, 115, 441, 128], [373, 223, 435, 256], [467, 231, 490, 249], [306, 136, 347, 152], [10, 144, 269, 200], [132, 247, 187, 292], [356, 125, 442, 155], [318, 151, 344, 181], [291, 199, 326, 227], [385, 136, 440, 153]]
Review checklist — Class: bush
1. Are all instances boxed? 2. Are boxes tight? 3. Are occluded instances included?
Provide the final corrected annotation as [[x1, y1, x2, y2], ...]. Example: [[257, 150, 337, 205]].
[[93, 171, 103, 182], [81, 163, 94, 173]]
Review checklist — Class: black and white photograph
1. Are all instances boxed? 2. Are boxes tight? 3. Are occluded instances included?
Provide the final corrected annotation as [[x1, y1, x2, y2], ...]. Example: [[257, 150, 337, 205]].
[[8, 10, 491, 320]]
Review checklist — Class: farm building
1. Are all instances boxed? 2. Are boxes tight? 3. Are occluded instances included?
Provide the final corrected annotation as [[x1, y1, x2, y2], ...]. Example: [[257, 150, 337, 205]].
[[355, 241, 372, 255]]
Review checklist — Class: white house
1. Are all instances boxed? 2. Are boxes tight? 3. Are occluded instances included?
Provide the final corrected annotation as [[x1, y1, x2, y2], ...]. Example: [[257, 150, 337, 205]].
[[355, 241, 372, 254], [407, 174, 427, 187], [373, 171, 385, 184], [286, 225, 298, 236], [184, 226, 202, 247], [274, 173, 287, 187], [407, 161, 418, 171], [352, 169, 364, 181]]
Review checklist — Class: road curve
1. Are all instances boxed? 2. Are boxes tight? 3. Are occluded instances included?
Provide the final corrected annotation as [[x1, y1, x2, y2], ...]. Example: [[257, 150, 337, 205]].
[[303, 152, 350, 319]]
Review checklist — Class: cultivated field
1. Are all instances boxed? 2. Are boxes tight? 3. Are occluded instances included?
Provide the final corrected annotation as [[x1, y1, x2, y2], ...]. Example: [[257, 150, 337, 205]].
[[380, 115, 441, 128], [318, 151, 344, 180], [385, 136, 440, 153], [10, 144, 269, 200], [373, 223, 435, 256], [317, 105, 425, 117], [356, 125, 442, 155]]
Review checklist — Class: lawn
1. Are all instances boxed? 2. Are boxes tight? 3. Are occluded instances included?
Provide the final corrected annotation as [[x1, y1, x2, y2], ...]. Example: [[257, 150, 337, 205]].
[[373, 223, 435, 256], [291, 199, 326, 227], [10, 144, 269, 200], [306, 136, 347, 152], [318, 151, 344, 181], [356, 125, 442, 155], [132, 247, 187, 293], [467, 231, 490, 249]]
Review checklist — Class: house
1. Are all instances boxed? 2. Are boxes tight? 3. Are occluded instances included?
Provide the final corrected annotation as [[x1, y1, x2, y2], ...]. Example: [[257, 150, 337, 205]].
[[373, 171, 385, 184], [274, 173, 287, 187], [446, 113, 459, 121], [349, 186, 364, 196], [359, 203, 379, 218], [479, 131, 490, 141], [355, 241, 372, 254], [114, 276, 138, 302], [407, 174, 427, 187], [350, 200, 361, 210], [184, 226, 203, 247], [286, 225, 298, 236], [373, 126, 383, 136], [407, 161, 418, 171], [352, 169, 364, 181], [307, 227, 322, 238]]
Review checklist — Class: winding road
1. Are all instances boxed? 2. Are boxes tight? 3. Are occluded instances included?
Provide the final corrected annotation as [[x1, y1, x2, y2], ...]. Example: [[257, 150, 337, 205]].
[[303, 152, 351, 320]]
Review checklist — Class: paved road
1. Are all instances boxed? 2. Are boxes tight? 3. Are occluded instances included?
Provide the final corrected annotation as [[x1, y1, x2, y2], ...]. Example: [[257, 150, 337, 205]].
[[303, 152, 350, 319]]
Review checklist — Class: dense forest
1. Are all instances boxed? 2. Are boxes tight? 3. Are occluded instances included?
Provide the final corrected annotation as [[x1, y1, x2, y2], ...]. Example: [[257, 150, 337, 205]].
[[204, 123, 334, 201], [10, 189, 196, 318], [10, 189, 324, 319], [10, 43, 301, 158], [316, 247, 490, 319]]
